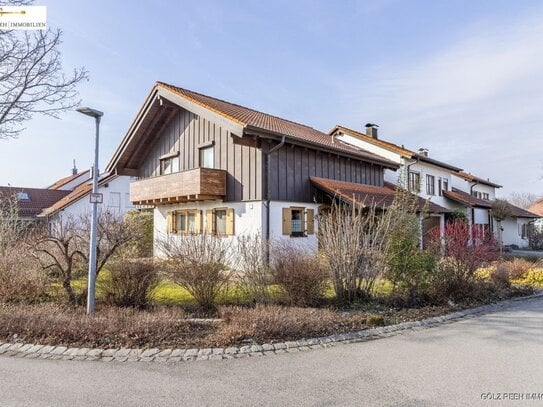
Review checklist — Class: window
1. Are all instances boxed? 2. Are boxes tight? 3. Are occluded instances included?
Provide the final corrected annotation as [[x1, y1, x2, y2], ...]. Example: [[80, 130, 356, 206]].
[[438, 178, 443, 196], [16, 192, 29, 201], [282, 207, 315, 237], [409, 171, 421, 192], [199, 146, 214, 169], [167, 210, 201, 234], [483, 193, 489, 200], [426, 174, 435, 195], [442, 179, 448, 192], [160, 154, 179, 175], [108, 192, 121, 208], [205, 208, 235, 236]]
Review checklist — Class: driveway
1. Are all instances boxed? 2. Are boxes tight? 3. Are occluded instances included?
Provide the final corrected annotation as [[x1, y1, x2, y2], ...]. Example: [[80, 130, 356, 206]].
[[1, 297, 542, 407]]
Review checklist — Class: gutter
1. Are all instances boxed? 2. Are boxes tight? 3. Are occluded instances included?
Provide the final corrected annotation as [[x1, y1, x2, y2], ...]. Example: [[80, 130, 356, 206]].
[[405, 155, 420, 192], [263, 135, 286, 262]]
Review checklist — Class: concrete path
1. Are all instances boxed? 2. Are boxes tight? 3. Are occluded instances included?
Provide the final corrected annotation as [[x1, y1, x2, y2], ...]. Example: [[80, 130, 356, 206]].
[[1, 297, 542, 407]]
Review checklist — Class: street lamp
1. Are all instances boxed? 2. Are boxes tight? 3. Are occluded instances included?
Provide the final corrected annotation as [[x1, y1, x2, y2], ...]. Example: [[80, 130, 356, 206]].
[[77, 106, 103, 314]]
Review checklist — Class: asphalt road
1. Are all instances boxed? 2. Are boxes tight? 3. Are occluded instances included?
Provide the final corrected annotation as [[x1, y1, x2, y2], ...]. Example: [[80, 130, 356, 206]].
[[1, 297, 542, 407]]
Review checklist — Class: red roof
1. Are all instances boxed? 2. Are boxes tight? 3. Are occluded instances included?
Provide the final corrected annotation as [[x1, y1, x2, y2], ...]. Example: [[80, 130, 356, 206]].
[[39, 173, 118, 217], [310, 177, 450, 213], [48, 170, 90, 190], [455, 171, 502, 188], [529, 198, 543, 217], [443, 188, 492, 208], [0, 186, 70, 218]]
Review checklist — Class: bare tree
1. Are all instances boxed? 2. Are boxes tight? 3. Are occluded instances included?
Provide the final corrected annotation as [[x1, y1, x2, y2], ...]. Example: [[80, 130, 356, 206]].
[[0, 2, 88, 139], [508, 192, 540, 210], [33, 215, 85, 304], [491, 199, 512, 255]]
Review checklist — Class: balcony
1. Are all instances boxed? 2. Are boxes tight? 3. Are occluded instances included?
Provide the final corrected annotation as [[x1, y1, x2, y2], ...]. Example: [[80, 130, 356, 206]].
[[130, 168, 226, 205]]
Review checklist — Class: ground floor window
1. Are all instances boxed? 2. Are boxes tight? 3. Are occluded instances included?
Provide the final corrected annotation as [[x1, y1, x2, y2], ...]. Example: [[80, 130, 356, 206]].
[[167, 209, 202, 234], [282, 207, 314, 237], [205, 208, 235, 236]]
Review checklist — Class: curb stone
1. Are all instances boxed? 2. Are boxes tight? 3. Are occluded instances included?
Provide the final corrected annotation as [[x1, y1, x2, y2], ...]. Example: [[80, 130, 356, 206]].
[[0, 291, 541, 363]]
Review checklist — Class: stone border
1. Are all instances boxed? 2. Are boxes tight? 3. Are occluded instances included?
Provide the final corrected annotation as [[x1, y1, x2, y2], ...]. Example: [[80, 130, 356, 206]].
[[1, 292, 542, 363]]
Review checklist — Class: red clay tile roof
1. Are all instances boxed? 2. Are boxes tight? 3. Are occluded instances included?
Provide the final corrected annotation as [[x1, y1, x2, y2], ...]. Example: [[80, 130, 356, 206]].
[[48, 170, 90, 190], [443, 188, 492, 208], [444, 188, 539, 218], [529, 198, 543, 217], [156, 82, 398, 168], [310, 177, 450, 213], [455, 171, 502, 188], [0, 186, 70, 218], [39, 173, 118, 217]]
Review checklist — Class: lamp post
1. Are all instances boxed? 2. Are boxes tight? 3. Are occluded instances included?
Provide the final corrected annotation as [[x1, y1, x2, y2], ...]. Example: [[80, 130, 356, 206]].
[[77, 107, 103, 314]]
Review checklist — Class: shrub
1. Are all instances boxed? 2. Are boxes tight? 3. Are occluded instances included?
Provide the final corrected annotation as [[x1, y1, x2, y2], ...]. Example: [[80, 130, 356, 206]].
[[511, 268, 543, 287], [489, 266, 511, 289], [271, 242, 329, 306], [210, 305, 366, 345], [498, 258, 535, 280], [0, 304, 210, 348], [236, 234, 273, 303], [366, 314, 385, 327], [159, 233, 234, 309], [99, 259, 159, 308], [318, 202, 394, 303]]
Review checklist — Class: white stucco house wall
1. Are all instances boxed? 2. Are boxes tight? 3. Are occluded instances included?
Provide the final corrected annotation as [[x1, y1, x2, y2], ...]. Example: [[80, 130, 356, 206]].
[[330, 124, 539, 248]]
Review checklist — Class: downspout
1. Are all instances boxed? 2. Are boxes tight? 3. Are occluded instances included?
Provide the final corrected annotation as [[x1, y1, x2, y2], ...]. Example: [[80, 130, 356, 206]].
[[469, 181, 480, 246], [264, 135, 286, 262], [405, 155, 420, 192]]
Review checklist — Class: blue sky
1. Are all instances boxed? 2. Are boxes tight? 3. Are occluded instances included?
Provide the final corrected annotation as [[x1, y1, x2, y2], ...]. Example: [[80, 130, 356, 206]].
[[1, 0, 542, 195]]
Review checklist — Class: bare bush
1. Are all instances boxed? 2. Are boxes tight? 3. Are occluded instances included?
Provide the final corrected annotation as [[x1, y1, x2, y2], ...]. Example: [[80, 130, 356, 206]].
[[159, 233, 235, 309], [495, 258, 535, 280], [318, 202, 395, 303], [271, 241, 329, 306], [0, 304, 211, 349], [0, 196, 46, 303], [236, 234, 273, 303], [210, 305, 366, 346], [99, 259, 159, 308]]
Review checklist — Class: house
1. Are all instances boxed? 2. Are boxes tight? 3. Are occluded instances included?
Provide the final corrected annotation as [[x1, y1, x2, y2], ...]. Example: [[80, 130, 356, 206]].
[[0, 186, 70, 223], [528, 198, 543, 232], [105, 82, 449, 256], [39, 171, 134, 222], [329, 124, 539, 248]]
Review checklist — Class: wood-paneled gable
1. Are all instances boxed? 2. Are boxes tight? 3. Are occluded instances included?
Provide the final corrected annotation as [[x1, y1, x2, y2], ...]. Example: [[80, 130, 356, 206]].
[[138, 107, 262, 202]]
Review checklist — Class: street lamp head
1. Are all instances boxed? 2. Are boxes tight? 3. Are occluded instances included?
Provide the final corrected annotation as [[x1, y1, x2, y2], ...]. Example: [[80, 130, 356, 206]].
[[76, 107, 103, 118]]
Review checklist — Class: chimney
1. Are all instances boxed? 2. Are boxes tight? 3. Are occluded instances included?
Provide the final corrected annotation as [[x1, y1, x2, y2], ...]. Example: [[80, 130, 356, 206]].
[[365, 123, 379, 139], [418, 148, 429, 157], [72, 159, 78, 176]]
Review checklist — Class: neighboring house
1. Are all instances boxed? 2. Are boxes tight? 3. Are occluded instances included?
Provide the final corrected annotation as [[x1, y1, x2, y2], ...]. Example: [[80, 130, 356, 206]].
[[0, 186, 70, 223], [528, 198, 543, 232], [39, 172, 134, 221], [329, 124, 539, 248], [105, 82, 448, 256]]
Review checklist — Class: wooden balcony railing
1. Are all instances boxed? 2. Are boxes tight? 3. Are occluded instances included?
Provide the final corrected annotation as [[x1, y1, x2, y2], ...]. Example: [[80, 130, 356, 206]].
[[130, 168, 226, 205]]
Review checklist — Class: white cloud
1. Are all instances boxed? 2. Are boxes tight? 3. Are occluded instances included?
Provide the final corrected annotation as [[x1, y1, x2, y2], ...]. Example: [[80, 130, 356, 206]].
[[332, 9, 543, 194]]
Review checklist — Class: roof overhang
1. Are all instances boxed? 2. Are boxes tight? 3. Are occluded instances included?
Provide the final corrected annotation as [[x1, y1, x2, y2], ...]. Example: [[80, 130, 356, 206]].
[[106, 83, 246, 175]]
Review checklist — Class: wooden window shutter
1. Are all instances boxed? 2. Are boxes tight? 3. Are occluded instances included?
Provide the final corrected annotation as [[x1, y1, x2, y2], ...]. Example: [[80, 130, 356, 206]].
[[282, 208, 292, 235], [206, 209, 214, 234], [167, 211, 175, 233], [194, 210, 202, 234], [226, 208, 235, 235], [306, 208, 314, 235]]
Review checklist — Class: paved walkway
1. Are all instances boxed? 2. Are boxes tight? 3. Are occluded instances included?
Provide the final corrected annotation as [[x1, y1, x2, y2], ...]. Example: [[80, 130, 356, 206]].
[[1, 297, 542, 406]]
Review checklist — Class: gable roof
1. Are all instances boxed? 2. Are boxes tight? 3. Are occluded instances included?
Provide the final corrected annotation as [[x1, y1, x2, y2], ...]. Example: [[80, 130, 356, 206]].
[[310, 177, 450, 214], [455, 171, 502, 188], [0, 186, 70, 218], [107, 82, 398, 174], [330, 125, 463, 172], [443, 188, 493, 208], [48, 170, 90, 190], [39, 173, 118, 218]]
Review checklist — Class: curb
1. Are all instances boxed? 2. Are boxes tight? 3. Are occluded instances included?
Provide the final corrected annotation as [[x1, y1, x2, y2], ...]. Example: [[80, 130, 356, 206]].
[[1, 292, 542, 363]]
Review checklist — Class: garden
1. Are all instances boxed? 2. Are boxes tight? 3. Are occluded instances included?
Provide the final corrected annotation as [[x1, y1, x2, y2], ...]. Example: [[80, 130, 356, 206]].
[[0, 192, 541, 350]]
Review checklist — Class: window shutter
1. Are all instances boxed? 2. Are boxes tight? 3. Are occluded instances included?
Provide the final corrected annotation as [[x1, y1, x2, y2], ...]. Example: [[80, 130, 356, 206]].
[[194, 210, 202, 234], [306, 208, 314, 235], [282, 208, 292, 235], [206, 209, 214, 234], [226, 208, 235, 235], [167, 212, 174, 233]]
